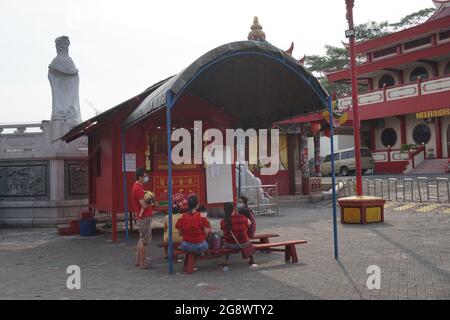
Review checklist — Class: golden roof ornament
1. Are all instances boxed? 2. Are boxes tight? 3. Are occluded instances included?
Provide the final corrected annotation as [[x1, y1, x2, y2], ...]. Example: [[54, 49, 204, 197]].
[[248, 16, 266, 41]]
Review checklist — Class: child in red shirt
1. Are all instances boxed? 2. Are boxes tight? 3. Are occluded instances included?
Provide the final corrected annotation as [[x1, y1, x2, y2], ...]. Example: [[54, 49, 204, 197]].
[[220, 202, 257, 271], [132, 168, 155, 269], [176, 195, 210, 271]]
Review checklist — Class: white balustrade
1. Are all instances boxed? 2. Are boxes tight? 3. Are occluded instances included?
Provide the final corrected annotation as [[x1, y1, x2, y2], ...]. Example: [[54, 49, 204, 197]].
[[358, 91, 384, 105], [391, 150, 409, 161], [0, 123, 45, 153], [372, 151, 387, 162], [421, 77, 450, 95], [336, 75, 450, 109], [386, 84, 419, 101]]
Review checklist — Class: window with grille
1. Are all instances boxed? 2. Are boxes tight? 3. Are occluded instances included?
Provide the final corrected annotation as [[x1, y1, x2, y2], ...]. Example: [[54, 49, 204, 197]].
[[404, 36, 431, 50]]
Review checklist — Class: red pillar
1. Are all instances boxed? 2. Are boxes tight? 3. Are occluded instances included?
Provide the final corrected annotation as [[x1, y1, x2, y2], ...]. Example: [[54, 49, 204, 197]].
[[299, 124, 310, 195], [431, 33, 437, 46], [433, 63, 439, 77], [368, 78, 373, 91], [369, 127, 376, 152], [436, 117, 443, 159], [399, 115, 407, 145], [314, 132, 322, 176], [346, 0, 363, 196]]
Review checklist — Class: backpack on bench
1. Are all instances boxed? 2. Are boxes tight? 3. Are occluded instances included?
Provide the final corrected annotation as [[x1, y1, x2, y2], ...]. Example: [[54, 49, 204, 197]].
[[207, 232, 223, 250]]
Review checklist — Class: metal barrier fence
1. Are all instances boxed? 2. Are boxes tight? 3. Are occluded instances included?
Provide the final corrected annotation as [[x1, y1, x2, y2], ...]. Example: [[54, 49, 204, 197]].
[[336, 177, 450, 203], [240, 184, 279, 216]]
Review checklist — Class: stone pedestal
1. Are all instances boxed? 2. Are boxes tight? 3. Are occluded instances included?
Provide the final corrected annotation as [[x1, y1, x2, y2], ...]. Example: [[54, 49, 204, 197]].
[[338, 196, 385, 224], [0, 120, 88, 226]]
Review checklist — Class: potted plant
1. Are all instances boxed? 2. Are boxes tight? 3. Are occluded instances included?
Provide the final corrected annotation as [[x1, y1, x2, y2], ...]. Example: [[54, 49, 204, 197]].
[[400, 143, 418, 152]]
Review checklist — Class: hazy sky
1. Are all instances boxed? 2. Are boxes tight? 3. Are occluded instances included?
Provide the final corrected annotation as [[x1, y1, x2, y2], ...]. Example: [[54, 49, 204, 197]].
[[0, 0, 433, 123]]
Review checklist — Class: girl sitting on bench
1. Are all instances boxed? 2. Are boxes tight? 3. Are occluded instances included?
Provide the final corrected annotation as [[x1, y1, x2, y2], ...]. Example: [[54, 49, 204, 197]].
[[162, 203, 183, 259], [220, 202, 257, 271], [237, 196, 256, 238], [175, 195, 211, 270]]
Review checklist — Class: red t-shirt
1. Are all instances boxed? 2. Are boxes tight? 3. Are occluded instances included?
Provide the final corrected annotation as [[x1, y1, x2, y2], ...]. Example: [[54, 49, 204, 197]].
[[131, 181, 153, 219], [175, 212, 209, 243], [220, 214, 250, 244], [247, 209, 256, 238]]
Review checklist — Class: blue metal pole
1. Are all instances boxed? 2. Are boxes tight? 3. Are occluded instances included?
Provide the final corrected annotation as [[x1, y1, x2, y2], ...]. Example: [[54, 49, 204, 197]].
[[166, 91, 174, 274], [121, 128, 129, 244], [328, 96, 339, 260]]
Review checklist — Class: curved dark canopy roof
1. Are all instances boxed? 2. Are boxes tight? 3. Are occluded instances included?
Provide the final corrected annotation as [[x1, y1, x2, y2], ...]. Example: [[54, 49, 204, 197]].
[[125, 40, 329, 129]]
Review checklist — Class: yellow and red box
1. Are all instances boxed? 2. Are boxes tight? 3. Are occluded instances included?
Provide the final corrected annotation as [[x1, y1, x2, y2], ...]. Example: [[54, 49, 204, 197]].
[[338, 196, 385, 224]]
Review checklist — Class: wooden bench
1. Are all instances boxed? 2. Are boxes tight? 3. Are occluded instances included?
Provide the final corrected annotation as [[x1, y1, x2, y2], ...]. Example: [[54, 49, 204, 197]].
[[176, 239, 307, 274], [253, 240, 307, 263], [250, 233, 279, 244], [175, 248, 240, 274], [157, 242, 181, 260], [158, 233, 278, 259], [157, 242, 180, 249]]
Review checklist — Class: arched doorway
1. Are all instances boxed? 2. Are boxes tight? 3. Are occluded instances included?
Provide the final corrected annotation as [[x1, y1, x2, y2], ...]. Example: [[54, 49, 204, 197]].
[[410, 67, 429, 82], [378, 74, 395, 88]]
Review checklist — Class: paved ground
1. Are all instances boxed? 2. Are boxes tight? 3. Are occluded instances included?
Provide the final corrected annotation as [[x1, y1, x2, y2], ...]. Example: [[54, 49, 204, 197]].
[[1, 201, 450, 300]]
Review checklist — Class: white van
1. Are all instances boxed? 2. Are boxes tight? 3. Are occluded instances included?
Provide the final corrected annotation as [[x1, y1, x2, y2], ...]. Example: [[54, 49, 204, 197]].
[[321, 147, 375, 176]]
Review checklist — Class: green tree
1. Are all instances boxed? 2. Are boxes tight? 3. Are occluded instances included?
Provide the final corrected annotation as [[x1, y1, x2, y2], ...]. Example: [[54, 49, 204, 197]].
[[354, 21, 391, 41], [389, 8, 436, 30], [305, 46, 352, 96]]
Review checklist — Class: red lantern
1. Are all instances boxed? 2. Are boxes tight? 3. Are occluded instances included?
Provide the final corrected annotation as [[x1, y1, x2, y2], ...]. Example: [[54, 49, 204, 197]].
[[310, 121, 321, 135]]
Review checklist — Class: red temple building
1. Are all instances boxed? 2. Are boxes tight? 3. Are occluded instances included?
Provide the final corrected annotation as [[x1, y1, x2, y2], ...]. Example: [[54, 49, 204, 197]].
[[276, 0, 450, 177], [60, 18, 328, 241], [327, 0, 450, 174]]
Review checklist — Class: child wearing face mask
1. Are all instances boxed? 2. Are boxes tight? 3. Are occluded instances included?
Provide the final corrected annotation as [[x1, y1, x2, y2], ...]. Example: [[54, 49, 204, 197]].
[[132, 168, 155, 269], [237, 196, 256, 238]]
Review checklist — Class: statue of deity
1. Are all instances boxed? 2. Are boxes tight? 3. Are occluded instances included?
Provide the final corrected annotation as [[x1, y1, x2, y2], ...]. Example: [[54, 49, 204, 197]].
[[48, 36, 82, 125]]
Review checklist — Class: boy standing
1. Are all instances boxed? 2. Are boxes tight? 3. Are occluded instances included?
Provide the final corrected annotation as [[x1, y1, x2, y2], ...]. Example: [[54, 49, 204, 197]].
[[132, 168, 154, 269]]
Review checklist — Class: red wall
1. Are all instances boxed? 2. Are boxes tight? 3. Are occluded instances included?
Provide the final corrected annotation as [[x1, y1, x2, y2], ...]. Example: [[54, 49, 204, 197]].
[[253, 170, 291, 195], [93, 127, 113, 212], [89, 92, 237, 214], [375, 161, 408, 174]]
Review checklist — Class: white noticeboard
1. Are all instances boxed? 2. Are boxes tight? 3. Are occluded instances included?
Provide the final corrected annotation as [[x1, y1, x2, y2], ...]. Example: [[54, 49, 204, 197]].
[[123, 153, 136, 172], [205, 163, 234, 204]]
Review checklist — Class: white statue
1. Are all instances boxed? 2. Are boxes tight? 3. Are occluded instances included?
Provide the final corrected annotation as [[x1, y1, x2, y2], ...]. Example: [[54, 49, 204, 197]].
[[48, 36, 82, 124]]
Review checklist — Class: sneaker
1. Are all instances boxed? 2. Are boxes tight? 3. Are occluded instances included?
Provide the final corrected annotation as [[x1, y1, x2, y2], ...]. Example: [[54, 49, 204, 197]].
[[249, 264, 258, 269], [222, 266, 230, 272], [194, 265, 199, 271]]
